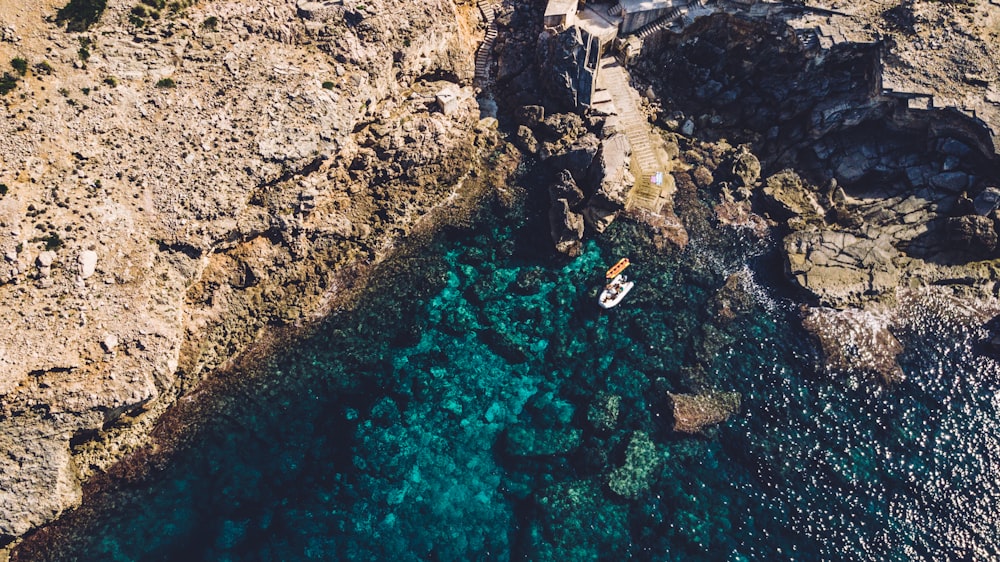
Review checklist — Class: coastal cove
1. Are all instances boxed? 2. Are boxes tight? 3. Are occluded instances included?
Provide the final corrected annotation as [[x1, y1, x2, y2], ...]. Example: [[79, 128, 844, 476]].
[[13, 183, 1000, 560]]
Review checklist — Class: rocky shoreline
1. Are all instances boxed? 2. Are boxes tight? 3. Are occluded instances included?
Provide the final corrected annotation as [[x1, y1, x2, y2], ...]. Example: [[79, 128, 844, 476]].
[[0, 0, 502, 549], [3, 0, 1000, 552]]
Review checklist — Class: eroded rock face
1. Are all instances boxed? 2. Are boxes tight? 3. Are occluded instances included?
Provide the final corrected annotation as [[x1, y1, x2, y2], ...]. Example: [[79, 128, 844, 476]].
[[0, 0, 485, 542], [583, 133, 634, 233], [549, 198, 585, 257]]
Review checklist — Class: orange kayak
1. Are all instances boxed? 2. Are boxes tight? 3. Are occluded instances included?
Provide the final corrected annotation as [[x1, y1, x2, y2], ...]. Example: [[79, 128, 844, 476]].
[[605, 258, 630, 279]]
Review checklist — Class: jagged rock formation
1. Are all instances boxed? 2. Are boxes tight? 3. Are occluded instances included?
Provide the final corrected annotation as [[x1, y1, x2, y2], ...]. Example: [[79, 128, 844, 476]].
[[0, 0, 491, 544]]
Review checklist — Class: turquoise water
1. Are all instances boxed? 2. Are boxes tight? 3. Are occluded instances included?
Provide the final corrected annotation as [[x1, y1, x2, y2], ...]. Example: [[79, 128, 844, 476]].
[[18, 194, 1000, 561]]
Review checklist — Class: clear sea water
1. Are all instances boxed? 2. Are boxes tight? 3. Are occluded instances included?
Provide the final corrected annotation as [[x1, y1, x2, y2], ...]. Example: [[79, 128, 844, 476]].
[[18, 188, 1000, 561]]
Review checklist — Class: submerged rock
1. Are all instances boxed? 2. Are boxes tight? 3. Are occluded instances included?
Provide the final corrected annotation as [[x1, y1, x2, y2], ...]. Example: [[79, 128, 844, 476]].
[[666, 392, 741, 434], [607, 431, 660, 498], [801, 306, 905, 384], [505, 426, 582, 457], [529, 479, 629, 561]]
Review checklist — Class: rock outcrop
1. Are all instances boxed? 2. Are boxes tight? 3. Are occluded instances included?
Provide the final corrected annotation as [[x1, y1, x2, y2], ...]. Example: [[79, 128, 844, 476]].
[[582, 133, 634, 233], [666, 391, 741, 434]]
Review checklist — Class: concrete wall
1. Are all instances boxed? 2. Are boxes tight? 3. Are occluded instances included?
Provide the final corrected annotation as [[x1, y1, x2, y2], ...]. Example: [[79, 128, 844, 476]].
[[621, 7, 670, 34]]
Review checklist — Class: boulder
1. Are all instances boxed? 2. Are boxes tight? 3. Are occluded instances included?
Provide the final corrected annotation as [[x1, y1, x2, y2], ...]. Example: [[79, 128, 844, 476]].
[[515, 125, 538, 154], [78, 250, 98, 279], [761, 169, 825, 224], [666, 391, 741, 434], [973, 187, 1000, 217], [945, 215, 998, 256], [549, 198, 584, 257], [548, 133, 599, 184], [784, 230, 900, 307], [549, 169, 586, 208], [516, 105, 545, 127], [582, 133, 633, 233], [801, 306, 904, 383], [731, 145, 761, 188], [929, 171, 970, 193]]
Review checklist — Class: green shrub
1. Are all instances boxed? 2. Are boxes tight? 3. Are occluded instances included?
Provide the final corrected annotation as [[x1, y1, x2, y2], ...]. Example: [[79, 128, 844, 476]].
[[10, 57, 28, 76], [155, 77, 175, 88], [0, 184, 8, 197], [322, 81, 335, 90], [34, 61, 53, 75], [55, 0, 108, 32], [103, 76, 117, 87], [0, 72, 17, 95], [42, 232, 64, 251], [202, 16, 218, 30], [140, 0, 165, 9]]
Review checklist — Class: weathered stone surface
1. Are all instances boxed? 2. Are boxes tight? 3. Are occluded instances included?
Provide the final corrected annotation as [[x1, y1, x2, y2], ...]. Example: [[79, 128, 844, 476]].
[[582, 133, 633, 233], [801, 306, 905, 384], [78, 250, 98, 279], [944, 215, 998, 256], [515, 125, 539, 154], [549, 198, 585, 257], [761, 169, 825, 225], [784, 230, 899, 307], [0, 0, 485, 542], [973, 187, 1000, 217], [666, 392, 741, 434], [549, 133, 599, 184], [731, 144, 761, 188], [549, 169, 586, 208]]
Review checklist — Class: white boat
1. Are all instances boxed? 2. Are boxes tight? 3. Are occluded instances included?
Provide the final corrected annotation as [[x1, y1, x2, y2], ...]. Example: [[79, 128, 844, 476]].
[[599, 273, 634, 309]]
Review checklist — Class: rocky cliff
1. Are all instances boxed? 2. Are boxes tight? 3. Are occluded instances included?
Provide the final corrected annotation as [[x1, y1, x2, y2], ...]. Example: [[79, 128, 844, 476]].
[[0, 0, 491, 544]]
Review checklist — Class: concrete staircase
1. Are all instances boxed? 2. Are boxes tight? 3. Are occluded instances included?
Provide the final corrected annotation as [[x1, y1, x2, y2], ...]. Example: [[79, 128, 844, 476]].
[[474, 0, 498, 89], [597, 57, 668, 212], [608, 2, 623, 16]]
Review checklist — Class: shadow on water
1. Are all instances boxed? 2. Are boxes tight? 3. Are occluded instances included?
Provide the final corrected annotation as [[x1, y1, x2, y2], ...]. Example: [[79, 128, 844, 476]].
[[14, 167, 1000, 561]]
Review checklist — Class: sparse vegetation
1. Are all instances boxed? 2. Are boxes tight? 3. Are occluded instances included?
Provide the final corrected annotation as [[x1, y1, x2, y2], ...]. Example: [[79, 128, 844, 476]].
[[103, 76, 117, 87], [55, 0, 108, 32], [41, 232, 64, 251], [0, 72, 18, 95], [202, 16, 218, 30], [78, 37, 92, 61], [0, 184, 8, 197], [156, 77, 176, 88], [34, 61, 54, 75], [322, 81, 335, 90], [10, 58, 28, 76]]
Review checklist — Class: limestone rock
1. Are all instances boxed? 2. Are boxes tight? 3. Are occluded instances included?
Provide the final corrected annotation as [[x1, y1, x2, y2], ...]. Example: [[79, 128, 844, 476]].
[[973, 187, 1000, 217], [666, 391, 741, 434], [515, 125, 538, 154], [784, 230, 899, 308], [549, 198, 585, 257], [582, 133, 633, 233], [549, 169, 586, 208], [78, 250, 98, 279], [549, 133, 599, 184], [801, 306, 904, 383], [761, 169, 825, 225], [731, 144, 761, 188]]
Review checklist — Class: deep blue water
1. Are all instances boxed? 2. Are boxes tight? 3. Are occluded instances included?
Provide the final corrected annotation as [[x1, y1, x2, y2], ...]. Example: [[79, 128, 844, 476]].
[[20, 193, 1000, 561]]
